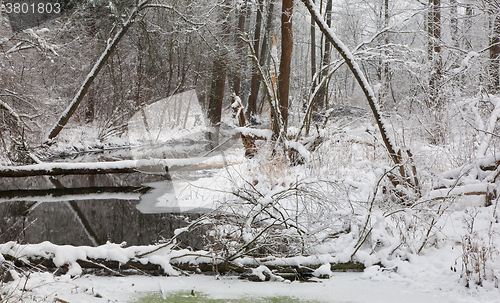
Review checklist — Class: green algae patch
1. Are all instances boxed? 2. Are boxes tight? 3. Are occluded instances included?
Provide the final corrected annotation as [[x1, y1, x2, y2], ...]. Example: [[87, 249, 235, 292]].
[[132, 291, 324, 303]]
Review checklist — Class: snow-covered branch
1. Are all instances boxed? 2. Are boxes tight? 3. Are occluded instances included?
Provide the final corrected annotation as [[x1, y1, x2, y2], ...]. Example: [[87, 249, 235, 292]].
[[0, 99, 22, 127], [0, 158, 232, 177], [300, 0, 400, 166]]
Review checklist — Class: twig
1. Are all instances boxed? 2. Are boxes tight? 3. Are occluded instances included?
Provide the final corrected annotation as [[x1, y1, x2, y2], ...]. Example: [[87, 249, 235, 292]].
[[351, 164, 400, 259], [465, 119, 500, 139], [228, 219, 278, 261], [136, 214, 211, 258]]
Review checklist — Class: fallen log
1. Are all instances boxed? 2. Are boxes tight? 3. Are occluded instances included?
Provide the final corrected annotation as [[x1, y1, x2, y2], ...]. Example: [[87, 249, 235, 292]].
[[2, 253, 364, 280], [428, 183, 497, 206], [0, 186, 150, 203], [0, 158, 237, 178]]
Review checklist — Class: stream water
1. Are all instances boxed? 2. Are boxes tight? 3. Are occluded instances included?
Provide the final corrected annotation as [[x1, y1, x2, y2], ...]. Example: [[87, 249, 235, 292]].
[[0, 173, 208, 249]]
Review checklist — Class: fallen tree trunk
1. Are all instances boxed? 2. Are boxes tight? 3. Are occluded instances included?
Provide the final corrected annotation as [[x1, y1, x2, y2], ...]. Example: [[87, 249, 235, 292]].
[[0, 158, 235, 178], [3, 253, 364, 280], [0, 186, 149, 203]]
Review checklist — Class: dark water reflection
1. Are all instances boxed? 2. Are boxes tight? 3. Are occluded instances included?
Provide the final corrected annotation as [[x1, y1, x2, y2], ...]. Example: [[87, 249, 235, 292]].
[[0, 173, 208, 249]]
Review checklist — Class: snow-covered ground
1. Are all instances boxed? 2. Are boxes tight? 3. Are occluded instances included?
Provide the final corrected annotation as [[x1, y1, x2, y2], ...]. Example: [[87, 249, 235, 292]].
[[3, 270, 499, 303]]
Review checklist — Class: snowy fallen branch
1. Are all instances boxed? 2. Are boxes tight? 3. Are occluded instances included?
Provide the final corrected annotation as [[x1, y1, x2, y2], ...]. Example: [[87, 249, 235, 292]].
[[0, 241, 364, 281], [0, 157, 236, 177], [0, 99, 22, 127]]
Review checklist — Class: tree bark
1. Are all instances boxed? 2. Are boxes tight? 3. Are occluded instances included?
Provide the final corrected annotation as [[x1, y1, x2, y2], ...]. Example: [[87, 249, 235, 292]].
[[232, 94, 256, 157], [246, 0, 265, 118], [278, 0, 293, 132], [383, 0, 390, 84], [254, 0, 276, 115], [427, 0, 441, 107], [310, 0, 316, 90], [490, 14, 500, 93], [233, 0, 248, 96], [207, 58, 226, 145], [464, 4, 473, 50], [450, 0, 458, 48], [207, 0, 232, 145], [315, 0, 332, 111]]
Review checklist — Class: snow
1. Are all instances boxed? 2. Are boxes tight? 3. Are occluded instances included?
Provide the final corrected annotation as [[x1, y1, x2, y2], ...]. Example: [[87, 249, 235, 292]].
[[0, 192, 140, 203], [451, 51, 479, 74], [251, 265, 285, 281], [476, 96, 500, 158], [0, 157, 220, 175], [3, 61, 500, 303], [3, 270, 496, 303], [127, 91, 206, 139], [3, 142, 500, 303], [127, 90, 208, 159], [3, 1, 500, 301], [314, 263, 333, 278], [428, 183, 492, 200], [285, 140, 311, 161], [234, 127, 273, 140], [231, 94, 243, 109]]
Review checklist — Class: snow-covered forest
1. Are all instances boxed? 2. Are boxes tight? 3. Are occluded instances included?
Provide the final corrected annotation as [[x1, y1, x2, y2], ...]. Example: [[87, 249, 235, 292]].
[[1, 0, 500, 302]]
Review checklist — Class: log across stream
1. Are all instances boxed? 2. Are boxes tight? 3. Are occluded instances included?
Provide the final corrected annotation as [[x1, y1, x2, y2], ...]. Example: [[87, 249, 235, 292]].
[[0, 158, 234, 177]]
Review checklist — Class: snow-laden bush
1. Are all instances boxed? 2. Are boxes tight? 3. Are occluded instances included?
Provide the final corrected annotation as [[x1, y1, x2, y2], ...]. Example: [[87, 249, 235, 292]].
[[208, 144, 354, 260], [460, 204, 500, 288]]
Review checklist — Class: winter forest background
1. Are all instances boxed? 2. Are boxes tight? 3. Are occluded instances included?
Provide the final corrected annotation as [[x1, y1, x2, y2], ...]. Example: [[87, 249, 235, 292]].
[[1, 0, 500, 298]]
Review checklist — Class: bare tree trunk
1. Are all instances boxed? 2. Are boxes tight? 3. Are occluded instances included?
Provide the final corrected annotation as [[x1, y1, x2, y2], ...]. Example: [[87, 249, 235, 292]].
[[374, 0, 391, 109], [278, 0, 293, 132], [85, 88, 95, 123], [47, 0, 150, 141], [303, 4, 317, 136], [246, 0, 265, 118], [135, 34, 144, 108], [464, 4, 473, 50], [254, 0, 276, 115], [383, 0, 390, 83], [490, 14, 500, 93], [233, 0, 248, 96], [207, 59, 226, 145], [310, 0, 316, 89], [314, 0, 332, 112], [450, 0, 458, 48], [427, 0, 441, 107], [207, 0, 231, 145]]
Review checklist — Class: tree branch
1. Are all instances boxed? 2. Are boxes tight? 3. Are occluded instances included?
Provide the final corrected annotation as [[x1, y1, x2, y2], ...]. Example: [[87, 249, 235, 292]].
[[301, 0, 401, 166]]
